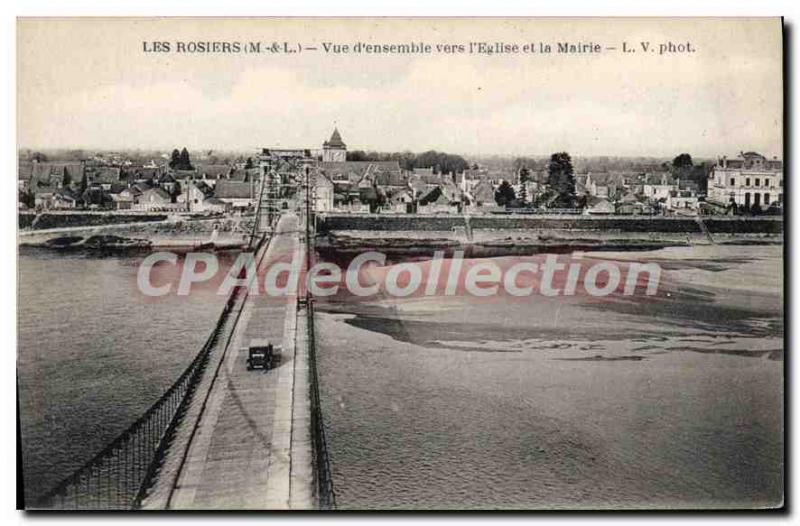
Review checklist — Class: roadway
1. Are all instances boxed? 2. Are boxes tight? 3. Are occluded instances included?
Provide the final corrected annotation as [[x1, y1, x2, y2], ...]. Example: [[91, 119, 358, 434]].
[[143, 212, 314, 509]]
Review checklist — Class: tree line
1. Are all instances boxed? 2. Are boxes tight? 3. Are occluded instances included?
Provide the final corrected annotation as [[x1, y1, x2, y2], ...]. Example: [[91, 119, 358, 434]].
[[347, 149, 469, 175]]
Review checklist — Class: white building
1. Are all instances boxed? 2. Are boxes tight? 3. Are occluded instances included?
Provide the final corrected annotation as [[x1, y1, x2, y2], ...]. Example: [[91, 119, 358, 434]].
[[322, 128, 347, 163], [666, 190, 699, 212], [314, 173, 335, 212], [642, 173, 679, 201], [708, 152, 783, 209]]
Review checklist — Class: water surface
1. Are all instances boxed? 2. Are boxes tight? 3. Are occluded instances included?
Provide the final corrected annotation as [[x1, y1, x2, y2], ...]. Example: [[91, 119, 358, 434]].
[[315, 244, 783, 509]]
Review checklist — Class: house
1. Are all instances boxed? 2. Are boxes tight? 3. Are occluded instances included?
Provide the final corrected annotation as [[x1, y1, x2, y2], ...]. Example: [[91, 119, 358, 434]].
[[666, 190, 699, 213], [373, 170, 408, 189], [387, 189, 415, 213], [642, 173, 679, 201], [584, 196, 615, 215], [157, 173, 179, 195], [615, 193, 654, 215], [418, 186, 460, 214], [468, 179, 496, 207], [438, 179, 463, 204], [132, 167, 162, 183], [29, 162, 85, 191], [585, 172, 628, 199], [87, 167, 121, 190], [214, 180, 257, 211], [34, 188, 78, 210], [321, 160, 402, 186], [132, 187, 173, 211], [80, 186, 113, 209], [356, 186, 382, 213], [202, 197, 231, 214], [408, 175, 429, 201], [108, 183, 134, 210], [312, 173, 334, 212], [177, 182, 215, 213], [130, 182, 153, 201]]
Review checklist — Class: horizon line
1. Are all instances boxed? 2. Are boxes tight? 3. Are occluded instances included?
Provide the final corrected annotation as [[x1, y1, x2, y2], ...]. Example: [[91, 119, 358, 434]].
[[17, 145, 766, 161]]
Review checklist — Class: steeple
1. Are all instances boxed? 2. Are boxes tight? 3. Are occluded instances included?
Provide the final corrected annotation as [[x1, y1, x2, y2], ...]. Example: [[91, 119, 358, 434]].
[[322, 127, 347, 162], [323, 127, 346, 149]]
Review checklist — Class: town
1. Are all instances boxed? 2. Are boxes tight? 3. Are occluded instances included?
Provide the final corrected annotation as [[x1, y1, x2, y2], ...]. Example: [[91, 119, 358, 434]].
[[17, 128, 784, 219]]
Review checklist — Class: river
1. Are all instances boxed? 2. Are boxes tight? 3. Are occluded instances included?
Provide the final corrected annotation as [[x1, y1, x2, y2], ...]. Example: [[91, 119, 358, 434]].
[[314, 244, 783, 509], [16, 248, 237, 502], [17, 244, 783, 509]]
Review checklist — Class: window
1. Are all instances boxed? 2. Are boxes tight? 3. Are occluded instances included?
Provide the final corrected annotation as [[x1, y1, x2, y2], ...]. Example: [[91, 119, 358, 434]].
[[745, 193, 751, 207], [764, 193, 770, 205], [755, 178, 760, 187], [746, 177, 751, 186], [730, 178, 735, 186]]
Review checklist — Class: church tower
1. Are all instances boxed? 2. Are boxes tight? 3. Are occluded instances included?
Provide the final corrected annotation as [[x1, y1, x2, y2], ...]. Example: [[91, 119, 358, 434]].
[[322, 127, 347, 163]]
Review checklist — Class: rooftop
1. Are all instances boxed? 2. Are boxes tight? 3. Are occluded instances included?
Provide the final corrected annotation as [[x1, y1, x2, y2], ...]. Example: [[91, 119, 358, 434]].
[[323, 128, 346, 149]]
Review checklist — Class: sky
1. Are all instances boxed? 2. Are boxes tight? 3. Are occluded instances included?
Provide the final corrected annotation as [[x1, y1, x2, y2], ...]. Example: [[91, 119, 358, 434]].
[[17, 17, 783, 158]]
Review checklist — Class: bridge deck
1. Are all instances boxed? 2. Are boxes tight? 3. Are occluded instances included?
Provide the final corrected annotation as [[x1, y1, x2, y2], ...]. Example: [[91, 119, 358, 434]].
[[144, 213, 314, 510]]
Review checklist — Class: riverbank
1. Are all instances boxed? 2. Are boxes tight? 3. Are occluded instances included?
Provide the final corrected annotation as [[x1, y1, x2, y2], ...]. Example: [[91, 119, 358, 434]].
[[18, 216, 255, 250], [317, 228, 782, 258], [315, 213, 783, 256], [317, 213, 784, 235]]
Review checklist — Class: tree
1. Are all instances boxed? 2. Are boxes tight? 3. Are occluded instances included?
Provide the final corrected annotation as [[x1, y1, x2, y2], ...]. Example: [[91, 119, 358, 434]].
[[672, 153, 693, 169], [518, 183, 528, 203], [547, 152, 576, 207], [346, 150, 369, 162], [169, 147, 194, 170], [244, 157, 254, 169], [179, 148, 193, 170], [61, 167, 72, 188], [414, 150, 469, 175], [79, 172, 88, 194], [495, 180, 516, 206], [30, 152, 48, 163], [519, 166, 531, 184]]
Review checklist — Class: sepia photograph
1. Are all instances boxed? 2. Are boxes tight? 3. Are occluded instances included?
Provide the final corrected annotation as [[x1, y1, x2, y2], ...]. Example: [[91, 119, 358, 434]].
[[15, 16, 784, 511]]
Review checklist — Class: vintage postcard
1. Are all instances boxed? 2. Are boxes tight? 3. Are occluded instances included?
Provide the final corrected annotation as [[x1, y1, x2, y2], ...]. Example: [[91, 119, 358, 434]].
[[16, 17, 783, 510]]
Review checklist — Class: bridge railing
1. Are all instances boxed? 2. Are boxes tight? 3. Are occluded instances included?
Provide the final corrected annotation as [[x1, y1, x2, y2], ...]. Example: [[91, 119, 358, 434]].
[[31, 235, 267, 510], [306, 296, 336, 510]]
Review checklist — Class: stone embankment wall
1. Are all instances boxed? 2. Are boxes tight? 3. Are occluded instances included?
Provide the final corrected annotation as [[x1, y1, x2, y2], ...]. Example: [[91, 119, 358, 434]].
[[317, 213, 783, 235], [19, 212, 170, 230], [18, 215, 255, 248]]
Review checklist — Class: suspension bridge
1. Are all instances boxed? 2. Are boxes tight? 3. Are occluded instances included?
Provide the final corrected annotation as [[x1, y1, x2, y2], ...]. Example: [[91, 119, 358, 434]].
[[29, 153, 334, 510]]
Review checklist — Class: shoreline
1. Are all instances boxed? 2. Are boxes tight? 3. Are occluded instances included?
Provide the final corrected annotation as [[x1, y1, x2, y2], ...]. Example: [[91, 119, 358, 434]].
[[17, 212, 783, 255], [316, 228, 782, 259], [18, 216, 253, 251]]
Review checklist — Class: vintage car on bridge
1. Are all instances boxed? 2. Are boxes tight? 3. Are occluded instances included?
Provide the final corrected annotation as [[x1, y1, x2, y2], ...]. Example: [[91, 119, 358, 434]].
[[245, 338, 278, 371]]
